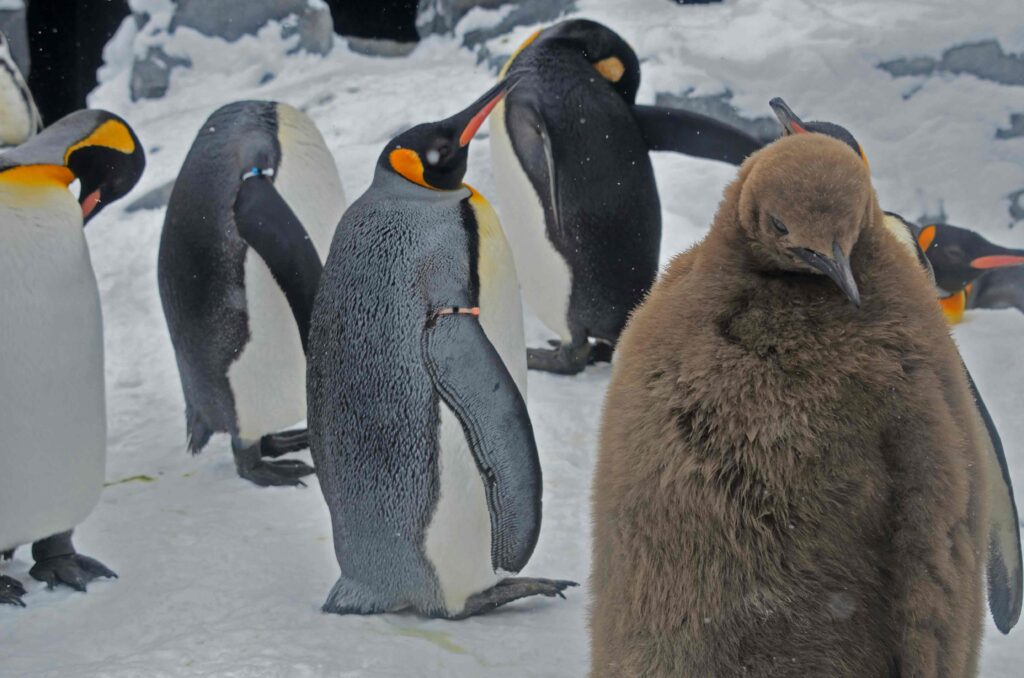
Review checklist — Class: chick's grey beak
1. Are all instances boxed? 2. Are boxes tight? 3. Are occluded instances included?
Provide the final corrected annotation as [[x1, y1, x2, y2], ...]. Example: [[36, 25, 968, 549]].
[[791, 240, 861, 307]]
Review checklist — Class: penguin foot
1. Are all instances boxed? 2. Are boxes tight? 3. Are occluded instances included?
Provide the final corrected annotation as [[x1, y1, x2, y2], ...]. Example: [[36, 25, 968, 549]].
[[29, 531, 117, 593], [260, 429, 309, 458], [233, 442, 314, 487], [527, 342, 591, 375], [454, 577, 579, 618], [1, 548, 13, 560], [0, 574, 26, 607]]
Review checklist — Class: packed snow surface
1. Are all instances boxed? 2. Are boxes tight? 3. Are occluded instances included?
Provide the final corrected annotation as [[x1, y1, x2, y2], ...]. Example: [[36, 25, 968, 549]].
[[2, 0, 1023, 675]]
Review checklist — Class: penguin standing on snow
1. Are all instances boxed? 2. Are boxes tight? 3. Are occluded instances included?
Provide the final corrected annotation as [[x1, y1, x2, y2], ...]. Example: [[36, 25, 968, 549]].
[[490, 19, 762, 374], [592, 134, 993, 676], [0, 110, 145, 607], [769, 96, 1022, 633], [308, 80, 576, 618], [158, 101, 346, 487], [0, 30, 42, 147]]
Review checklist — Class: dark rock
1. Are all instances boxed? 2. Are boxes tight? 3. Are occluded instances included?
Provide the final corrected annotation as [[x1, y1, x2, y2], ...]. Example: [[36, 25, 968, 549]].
[[879, 40, 1024, 87], [417, 0, 574, 48], [131, 46, 191, 102], [996, 113, 1024, 140], [655, 90, 780, 145], [172, 0, 332, 54], [1010, 189, 1024, 224], [124, 179, 176, 214]]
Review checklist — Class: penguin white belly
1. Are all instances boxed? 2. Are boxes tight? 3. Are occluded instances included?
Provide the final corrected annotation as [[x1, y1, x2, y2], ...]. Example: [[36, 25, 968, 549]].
[[227, 251, 308, 443], [0, 188, 105, 551], [0, 68, 33, 146], [274, 103, 347, 258], [424, 404, 501, 615], [490, 102, 574, 342]]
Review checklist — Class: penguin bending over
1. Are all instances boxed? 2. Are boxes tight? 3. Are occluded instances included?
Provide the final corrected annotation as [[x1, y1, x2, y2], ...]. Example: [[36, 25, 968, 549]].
[[592, 134, 993, 676], [308, 80, 576, 618], [770, 96, 1022, 633], [0, 30, 41, 147], [158, 101, 346, 487], [0, 110, 145, 607], [490, 19, 762, 374]]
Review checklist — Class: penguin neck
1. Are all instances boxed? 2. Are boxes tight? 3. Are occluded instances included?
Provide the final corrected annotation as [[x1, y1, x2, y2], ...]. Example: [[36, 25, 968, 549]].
[[371, 165, 470, 203]]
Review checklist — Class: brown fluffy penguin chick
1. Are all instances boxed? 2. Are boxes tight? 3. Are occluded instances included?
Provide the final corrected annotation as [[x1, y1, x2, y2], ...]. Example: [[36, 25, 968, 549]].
[[590, 133, 989, 678]]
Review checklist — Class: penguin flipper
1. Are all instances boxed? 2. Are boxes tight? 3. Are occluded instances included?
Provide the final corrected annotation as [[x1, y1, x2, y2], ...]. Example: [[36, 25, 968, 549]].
[[505, 100, 561, 233], [422, 313, 542, 574], [964, 368, 1023, 632], [233, 175, 323, 352], [631, 104, 763, 164]]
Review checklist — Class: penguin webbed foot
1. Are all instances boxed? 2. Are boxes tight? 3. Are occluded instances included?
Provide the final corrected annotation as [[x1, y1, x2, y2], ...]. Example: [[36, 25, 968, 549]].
[[232, 439, 314, 487], [527, 341, 593, 374], [29, 531, 116, 593], [0, 574, 27, 607], [454, 577, 578, 618]]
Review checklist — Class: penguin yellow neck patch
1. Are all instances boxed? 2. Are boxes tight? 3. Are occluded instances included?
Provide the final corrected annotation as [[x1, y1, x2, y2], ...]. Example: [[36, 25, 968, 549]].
[[0, 164, 75, 187], [594, 57, 625, 83], [939, 290, 966, 324], [389, 148, 432, 189], [64, 119, 136, 163], [499, 29, 542, 77]]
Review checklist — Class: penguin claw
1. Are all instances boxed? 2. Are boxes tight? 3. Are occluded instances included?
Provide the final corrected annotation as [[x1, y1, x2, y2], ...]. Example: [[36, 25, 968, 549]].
[[456, 577, 579, 618], [527, 343, 591, 375], [29, 554, 117, 593]]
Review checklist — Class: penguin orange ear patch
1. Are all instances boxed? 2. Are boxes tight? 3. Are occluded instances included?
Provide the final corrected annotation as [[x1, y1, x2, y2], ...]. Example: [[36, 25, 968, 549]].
[[64, 120, 136, 163], [389, 148, 431, 189], [918, 225, 937, 252], [594, 57, 625, 83]]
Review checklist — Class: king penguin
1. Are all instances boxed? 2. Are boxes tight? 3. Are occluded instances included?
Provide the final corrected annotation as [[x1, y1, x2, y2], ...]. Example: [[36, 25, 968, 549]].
[[158, 101, 345, 487], [490, 19, 762, 374], [769, 96, 1022, 633], [307, 80, 576, 618], [592, 133, 993, 676], [0, 30, 41, 147], [0, 109, 145, 607]]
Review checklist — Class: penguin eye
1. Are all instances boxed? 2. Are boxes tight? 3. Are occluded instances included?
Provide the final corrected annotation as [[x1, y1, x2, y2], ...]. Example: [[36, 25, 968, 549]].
[[769, 215, 789, 235]]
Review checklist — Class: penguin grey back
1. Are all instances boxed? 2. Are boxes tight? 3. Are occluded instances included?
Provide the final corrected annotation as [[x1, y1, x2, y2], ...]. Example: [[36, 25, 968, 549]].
[[157, 101, 281, 450], [308, 169, 475, 613]]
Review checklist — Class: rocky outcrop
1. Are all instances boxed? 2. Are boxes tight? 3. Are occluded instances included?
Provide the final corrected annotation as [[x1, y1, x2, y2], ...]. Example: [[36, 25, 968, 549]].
[[879, 40, 1024, 87]]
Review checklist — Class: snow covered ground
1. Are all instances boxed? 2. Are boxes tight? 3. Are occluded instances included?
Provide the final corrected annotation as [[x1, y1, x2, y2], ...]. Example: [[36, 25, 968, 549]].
[[2, 0, 1023, 675]]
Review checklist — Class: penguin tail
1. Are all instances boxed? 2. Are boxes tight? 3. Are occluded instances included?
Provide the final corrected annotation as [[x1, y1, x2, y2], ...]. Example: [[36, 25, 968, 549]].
[[186, 405, 213, 456]]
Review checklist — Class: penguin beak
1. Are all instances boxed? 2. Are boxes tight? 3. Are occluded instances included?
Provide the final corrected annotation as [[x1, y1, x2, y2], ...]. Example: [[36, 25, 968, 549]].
[[770, 97, 808, 136], [455, 78, 516, 147], [970, 250, 1024, 270], [791, 240, 861, 307], [81, 189, 102, 222]]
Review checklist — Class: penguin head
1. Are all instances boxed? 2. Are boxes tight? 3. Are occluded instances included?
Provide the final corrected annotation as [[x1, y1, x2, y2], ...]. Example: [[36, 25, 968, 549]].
[[503, 19, 641, 103], [769, 97, 869, 170], [380, 79, 511, 191], [737, 133, 872, 307], [917, 222, 1024, 293], [0, 109, 145, 223]]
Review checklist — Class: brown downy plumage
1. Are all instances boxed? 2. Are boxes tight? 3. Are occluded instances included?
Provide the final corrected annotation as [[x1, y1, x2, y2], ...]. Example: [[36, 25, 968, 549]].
[[590, 133, 988, 677]]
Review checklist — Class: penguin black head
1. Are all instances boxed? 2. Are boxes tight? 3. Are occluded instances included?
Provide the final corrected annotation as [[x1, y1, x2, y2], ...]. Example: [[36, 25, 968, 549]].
[[506, 19, 641, 104], [917, 222, 1024, 293], [381, 79, 512, 191], [769, 97, 869, 170], [738, 133, 872, 307], [0, 109, 145, 223]]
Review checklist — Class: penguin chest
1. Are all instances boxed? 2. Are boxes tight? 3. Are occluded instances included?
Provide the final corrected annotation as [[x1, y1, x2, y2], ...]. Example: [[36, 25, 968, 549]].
[[227, 249, 308, 443], [490, 101, 573, 341], [0, 191, 105, 550], [0, 69, 34, 146]]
